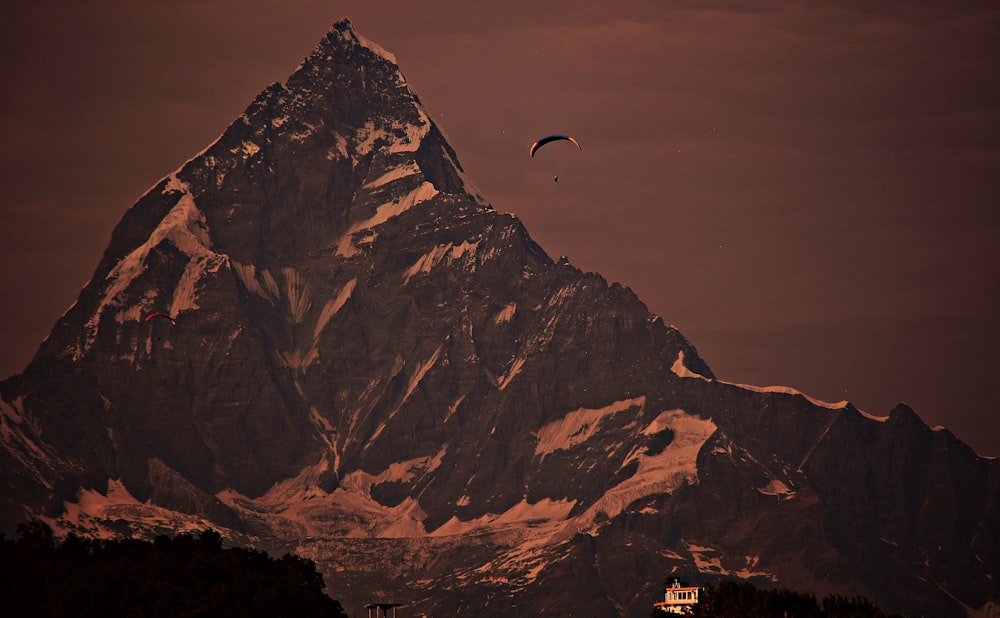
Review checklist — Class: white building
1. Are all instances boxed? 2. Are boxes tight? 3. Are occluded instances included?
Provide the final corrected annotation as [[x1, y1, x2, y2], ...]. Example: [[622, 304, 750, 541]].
[[652, 578, 699, 614]]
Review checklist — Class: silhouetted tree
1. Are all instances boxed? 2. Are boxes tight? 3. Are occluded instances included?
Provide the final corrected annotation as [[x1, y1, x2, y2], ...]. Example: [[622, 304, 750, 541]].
[[0, 521, 348, 618]]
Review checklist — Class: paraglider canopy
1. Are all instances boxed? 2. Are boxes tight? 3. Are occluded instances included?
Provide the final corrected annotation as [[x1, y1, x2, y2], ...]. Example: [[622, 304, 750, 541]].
[[144, 312, 175, 325], [529, 134, 582, 158]]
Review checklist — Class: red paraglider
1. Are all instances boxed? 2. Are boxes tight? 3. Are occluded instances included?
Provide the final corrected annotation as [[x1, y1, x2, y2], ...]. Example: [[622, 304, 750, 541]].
[[529, 134, 582, 158], [144, 312, 175, 325]]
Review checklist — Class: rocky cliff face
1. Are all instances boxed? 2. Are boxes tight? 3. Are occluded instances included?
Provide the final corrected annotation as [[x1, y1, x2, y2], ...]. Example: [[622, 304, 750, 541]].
[[1, 19, 997, 618]]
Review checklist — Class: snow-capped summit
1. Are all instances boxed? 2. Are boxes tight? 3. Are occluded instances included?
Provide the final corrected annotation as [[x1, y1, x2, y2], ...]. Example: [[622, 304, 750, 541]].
[[1, 19, 996, 618]]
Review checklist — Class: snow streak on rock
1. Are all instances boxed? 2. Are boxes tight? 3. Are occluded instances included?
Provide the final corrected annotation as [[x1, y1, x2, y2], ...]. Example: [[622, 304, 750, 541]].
[[364, 161, 420, 189], [73, 175, 222, 359], [314, 279, 356, 342], [534, 397, 647, 458], [722, 381, 849, 411], [671, 350, 710, 381], [281, 267, 312, 325], [370, 345, 443, 443], [232, 262, 280, 303], [403, 240, 479, 284], [336, 182, 439, 257], [685, 542, 777, 581], [0, 397, 60, 489], [494, 302, 516, 324]]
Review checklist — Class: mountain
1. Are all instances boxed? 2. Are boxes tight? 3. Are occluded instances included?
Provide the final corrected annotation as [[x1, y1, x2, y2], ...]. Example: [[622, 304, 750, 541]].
[[1, 19, 997, 618]]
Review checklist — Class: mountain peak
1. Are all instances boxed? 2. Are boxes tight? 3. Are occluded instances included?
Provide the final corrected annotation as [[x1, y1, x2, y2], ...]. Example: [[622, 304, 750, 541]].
[[321, 17, 398, 65], [2, 20, 996, 618], [293, 17, 405, 102]]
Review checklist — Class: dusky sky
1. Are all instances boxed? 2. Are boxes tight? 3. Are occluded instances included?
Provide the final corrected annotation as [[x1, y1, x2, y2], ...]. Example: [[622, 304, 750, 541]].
[[1, 1, 997, 455]]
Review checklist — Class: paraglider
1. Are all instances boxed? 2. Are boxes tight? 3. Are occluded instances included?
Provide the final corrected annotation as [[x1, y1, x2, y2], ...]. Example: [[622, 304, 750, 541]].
[[529, 134, 582, 158], [144, 312, 175, 325]]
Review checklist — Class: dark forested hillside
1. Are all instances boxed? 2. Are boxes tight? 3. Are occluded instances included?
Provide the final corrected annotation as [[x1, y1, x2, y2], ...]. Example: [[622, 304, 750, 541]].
[[0, 522, 347, 618]]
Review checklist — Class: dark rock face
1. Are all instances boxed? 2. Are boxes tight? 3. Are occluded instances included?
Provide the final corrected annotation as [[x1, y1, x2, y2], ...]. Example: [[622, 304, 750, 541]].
[[1, 19, 997, 618]]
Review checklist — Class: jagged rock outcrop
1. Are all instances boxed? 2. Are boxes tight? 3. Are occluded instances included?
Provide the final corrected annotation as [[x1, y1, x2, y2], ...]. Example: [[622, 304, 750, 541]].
[[2, 19, 997, 617]]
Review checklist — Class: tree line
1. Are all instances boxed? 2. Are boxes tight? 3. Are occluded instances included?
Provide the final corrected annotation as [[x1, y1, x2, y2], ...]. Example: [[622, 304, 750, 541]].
[[650, 578, 907, 618], [2, 520, 911, 618], [0, 520, 348, 618]]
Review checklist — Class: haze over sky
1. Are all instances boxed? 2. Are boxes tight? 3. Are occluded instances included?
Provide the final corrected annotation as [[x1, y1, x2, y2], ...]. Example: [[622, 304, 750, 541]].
[[2, 1, 997, 456]]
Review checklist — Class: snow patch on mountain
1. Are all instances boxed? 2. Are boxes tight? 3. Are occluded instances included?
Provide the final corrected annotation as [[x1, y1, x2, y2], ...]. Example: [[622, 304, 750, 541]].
[[72, 175, 218, 359], [281, 267, 313, 325], [685, 542, 777, 581], [46, 478, 221, 540], [254, 454, 334, 505], [232, 262, 280, 304], [114, 290, 158, 324], [370, 346, 444, 442], [170, 253, 227, 316], [327, 134, 349, 161], [310, 407, 336, 451], [314, 278, 356, 341], [546, 282, 579, 309], [498, 357, 526, 390], [125, 176, 214, 270], [444, 395, 465, 423], [403, 345, 443, 404], [494, 303, 516, 324], [672, 351, 857, 413], [858, 409, 889, 422], [403, 240, 479, 284], [428, 500, 582, 585], [430, 498, 577, 538], [289, 122, 319, 143], [723, 381, 849, 410], [344, 369, 398, 445], [1, 396, 59, 488], [355, 30, 398, 66], [336, 181, 439, 257], [577, 409, 716, 526], [0, 396, 26, 431], [341, 450, 447, 493], [276, 272, 357, 372], [535, 397, 646, 458], [757, 479, 796, 500], [671, 351, 710, 381], [354, 116, 430, 158], [389, 115, 431, 153], [364, 161, 420, 189], [231, 140, 260, 158], [217, 451, 447, 539]]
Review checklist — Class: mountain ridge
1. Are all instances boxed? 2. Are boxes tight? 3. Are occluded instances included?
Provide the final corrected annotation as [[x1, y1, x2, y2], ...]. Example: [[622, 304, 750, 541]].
[[2, 19, 996, 617]]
